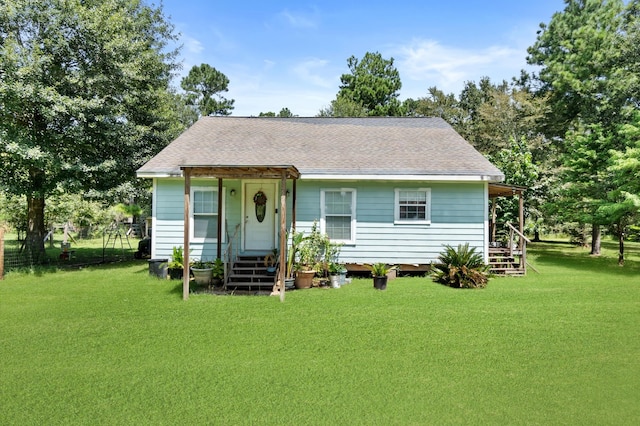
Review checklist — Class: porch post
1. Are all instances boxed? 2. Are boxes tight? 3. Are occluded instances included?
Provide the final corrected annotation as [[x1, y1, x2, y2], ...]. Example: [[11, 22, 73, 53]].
[[217, 178, 223, 260], [292, 179, 297, 235], [490, 198, 497, 243], [183, 168, 191, 300], [278, 171, 287, 302], [519, 190, 525, 268]]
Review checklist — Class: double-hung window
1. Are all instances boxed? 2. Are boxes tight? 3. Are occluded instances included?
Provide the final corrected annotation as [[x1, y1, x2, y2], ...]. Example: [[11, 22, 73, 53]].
[[321, 189, 356, 244], [192, 187, 223, 241], [395, 188, 431, 224]]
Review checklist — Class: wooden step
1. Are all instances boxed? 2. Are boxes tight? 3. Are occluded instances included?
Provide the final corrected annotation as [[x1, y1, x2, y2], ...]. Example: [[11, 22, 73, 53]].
[[490, 267, 525, 275], [227, 253, 276, 289]]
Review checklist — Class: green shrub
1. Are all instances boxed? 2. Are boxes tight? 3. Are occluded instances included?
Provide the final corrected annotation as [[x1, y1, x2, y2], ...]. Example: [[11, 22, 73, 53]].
[[432, 243, 490, 289]]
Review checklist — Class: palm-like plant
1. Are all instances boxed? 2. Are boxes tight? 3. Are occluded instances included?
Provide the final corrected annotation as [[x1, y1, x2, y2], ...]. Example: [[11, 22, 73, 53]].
[[432, 243, 490, 289]]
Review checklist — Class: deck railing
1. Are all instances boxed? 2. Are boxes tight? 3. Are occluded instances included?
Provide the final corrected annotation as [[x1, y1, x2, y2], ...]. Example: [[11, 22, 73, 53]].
[[505, 222, 531, 269]]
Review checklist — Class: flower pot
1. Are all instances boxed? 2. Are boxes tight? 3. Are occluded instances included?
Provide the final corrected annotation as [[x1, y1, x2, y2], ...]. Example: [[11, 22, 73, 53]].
[[373, 276, 388, 290], [295, 270, 315, 289], [329, 275, 341, 288], [338, 270, 347, 285], [148, 259, 168, 279], [191, 268, 213, 286], [168, 267, 183, 280], [284, 278, 296, 290]]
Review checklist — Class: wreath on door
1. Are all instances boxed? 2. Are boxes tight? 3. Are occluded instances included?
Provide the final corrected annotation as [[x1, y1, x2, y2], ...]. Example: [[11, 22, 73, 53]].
[[253, 190, 267, 223]]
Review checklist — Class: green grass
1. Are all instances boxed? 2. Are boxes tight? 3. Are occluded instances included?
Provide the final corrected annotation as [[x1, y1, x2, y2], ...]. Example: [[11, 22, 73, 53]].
[[1, 241, 639, 425]]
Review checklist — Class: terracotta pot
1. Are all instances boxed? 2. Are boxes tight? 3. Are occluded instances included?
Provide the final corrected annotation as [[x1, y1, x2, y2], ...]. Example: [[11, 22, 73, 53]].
[[295, 270, 315, 289]]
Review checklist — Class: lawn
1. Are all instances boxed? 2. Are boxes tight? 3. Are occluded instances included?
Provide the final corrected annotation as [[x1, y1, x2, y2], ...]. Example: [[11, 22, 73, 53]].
[[1, 240, 639, 425]]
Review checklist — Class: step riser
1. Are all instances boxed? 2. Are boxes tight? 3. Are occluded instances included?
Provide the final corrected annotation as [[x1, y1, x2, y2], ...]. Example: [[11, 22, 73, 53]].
[[227, 254, 276, 288], [488, 253, 524, 275]]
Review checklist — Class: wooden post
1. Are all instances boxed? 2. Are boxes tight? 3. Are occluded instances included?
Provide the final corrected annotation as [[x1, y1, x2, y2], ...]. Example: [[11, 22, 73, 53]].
[[0, 227, 5, 280], [490, 199, 497, 243], [183, 168, 191, 300], [279, 172, 287, 302], [217, 178, 223, 260], [292, 179, 297, 235], [519, 191, 525, 269]]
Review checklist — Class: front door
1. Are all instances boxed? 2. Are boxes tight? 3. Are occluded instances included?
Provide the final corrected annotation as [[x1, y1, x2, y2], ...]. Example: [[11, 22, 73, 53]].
[[244, 182, 276, 251]]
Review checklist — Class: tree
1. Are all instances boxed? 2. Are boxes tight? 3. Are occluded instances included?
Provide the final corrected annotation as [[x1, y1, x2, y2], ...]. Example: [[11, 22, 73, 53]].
[[527, 0, 627, 138], [0, 0, 181, 258], [259, 108, 295, 117], [403, 87, 463, 125], [606, 113, 640, 264], [181, 64, 235, 117], [335, 51, 403, 116], [317, 95, 368, 117], [526, 0, 634, 255], [488, 137, 540, 232]]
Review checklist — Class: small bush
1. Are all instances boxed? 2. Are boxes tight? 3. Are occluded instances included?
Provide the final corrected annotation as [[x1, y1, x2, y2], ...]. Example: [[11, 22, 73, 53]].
[[432, 243, 490, 289]]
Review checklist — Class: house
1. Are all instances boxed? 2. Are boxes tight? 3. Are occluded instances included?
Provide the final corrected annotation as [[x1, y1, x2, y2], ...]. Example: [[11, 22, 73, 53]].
[[136, 117, 508, 296]]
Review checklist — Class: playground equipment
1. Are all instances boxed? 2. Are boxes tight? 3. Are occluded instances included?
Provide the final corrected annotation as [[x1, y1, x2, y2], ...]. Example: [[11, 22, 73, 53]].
[[102, 221, 132, 261]]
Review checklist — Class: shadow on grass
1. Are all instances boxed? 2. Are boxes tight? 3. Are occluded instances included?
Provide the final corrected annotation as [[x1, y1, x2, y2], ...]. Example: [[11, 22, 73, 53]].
[[530, 240, 640, 276]]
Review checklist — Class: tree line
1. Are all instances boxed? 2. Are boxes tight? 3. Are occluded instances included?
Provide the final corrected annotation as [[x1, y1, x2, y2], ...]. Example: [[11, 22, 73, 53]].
[[1, 0, 639, 264]]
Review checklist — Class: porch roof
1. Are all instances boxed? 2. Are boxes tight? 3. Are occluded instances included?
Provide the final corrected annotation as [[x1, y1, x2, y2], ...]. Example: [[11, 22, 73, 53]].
[[488, 183, 527, 198], [180, 165, 300, 180]]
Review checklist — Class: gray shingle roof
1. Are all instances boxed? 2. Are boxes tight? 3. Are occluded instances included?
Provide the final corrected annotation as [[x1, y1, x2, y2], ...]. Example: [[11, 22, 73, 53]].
[[137, 117, 504, 181]]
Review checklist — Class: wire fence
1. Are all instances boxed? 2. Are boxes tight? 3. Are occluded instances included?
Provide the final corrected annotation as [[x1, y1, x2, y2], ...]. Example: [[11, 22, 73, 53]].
[[1, 228, 144, 276]]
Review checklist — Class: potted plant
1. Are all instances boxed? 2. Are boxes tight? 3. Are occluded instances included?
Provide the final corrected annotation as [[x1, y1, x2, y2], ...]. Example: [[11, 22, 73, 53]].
[[264, 248, 278, 276], [286, 231, 305, 289], [369, 262, 394, 290], [191, 259, 213, 287], [328, 262, 342, 288], [294, 241, 317, 289], [338, 264, 348, 285], [293, 221, 335, 289], [168, 246, 184, 280], [211, 258, 225, 287]]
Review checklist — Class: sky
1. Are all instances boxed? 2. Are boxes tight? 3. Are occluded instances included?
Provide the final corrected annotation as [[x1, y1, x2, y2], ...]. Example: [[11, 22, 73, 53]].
[[160, 1, 564, 117]]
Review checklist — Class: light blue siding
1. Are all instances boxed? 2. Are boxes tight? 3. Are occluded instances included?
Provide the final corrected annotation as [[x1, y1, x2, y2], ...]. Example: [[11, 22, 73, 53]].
[[152, 178, 487, 265], [295, 181, 486, 264], [153, 178, 242, 261]]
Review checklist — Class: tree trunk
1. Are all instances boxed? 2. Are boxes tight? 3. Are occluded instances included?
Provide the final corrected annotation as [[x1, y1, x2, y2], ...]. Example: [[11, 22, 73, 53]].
[[618, 224, 625, 266], [590, 224, 601, 256], [25, 194, 46, 263]]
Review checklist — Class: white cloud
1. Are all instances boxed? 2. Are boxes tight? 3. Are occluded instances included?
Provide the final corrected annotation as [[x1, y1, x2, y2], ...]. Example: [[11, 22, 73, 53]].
[[292, 58, 334, 88], [183, 35, 204, 54], [393, 38, 527, 97], [278, 8, 318, 29]]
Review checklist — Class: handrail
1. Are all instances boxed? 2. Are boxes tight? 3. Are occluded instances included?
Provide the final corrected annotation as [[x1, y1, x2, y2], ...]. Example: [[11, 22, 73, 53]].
[[506, 222, 530, 270], [223, 223, 241, 288], [506, 222, 531, 243]]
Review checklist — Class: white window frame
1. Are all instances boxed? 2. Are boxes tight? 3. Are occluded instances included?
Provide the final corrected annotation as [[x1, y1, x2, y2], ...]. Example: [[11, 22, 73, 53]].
[[190, 186, 225, 243], [394, 188, 431, 225], [320, 188, 357, 244]]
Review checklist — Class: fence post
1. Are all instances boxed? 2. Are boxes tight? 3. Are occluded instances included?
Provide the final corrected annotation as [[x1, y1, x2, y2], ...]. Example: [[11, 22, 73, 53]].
[[0, 227, 5, 280]]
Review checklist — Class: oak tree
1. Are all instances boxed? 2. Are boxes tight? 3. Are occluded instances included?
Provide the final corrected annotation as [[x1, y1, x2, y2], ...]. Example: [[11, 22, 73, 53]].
[[0, 0, 181, 258]]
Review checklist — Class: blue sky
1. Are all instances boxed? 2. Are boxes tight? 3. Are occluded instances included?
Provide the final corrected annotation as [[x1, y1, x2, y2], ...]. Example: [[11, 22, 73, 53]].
[[161, 1, 563, 116]]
